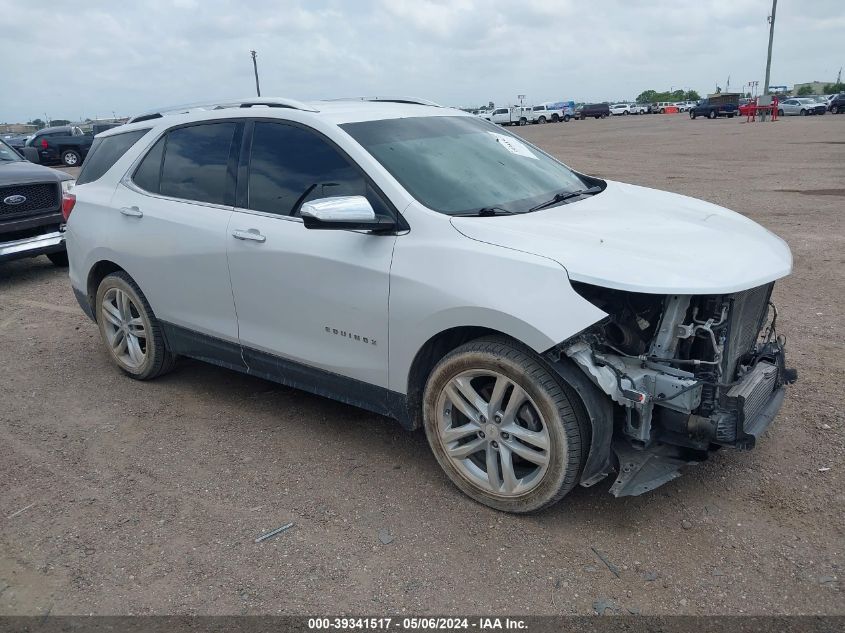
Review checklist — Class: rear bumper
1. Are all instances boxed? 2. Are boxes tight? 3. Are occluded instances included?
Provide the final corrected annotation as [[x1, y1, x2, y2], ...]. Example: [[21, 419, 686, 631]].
[[0, 229, 65, 262]]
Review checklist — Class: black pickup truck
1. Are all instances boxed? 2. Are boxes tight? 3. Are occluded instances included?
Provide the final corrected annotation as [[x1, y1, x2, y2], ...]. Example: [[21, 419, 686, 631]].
[[1, 137, 73, 266], [23, 125, 93, 167], [689, 94, 740, 119]]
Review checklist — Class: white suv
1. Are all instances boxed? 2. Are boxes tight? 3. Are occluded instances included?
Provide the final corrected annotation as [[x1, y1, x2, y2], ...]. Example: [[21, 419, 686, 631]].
[[65, 97, 795, 513]]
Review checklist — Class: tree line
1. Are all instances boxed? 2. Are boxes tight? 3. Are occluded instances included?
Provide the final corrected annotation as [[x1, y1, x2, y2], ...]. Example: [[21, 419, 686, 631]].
[[635, 89, 701, 104]]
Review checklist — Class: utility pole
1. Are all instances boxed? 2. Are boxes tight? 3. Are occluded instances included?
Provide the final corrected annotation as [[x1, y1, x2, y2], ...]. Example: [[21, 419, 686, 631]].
[[250, 50, 261, 97], [763, 0, 777, 95]]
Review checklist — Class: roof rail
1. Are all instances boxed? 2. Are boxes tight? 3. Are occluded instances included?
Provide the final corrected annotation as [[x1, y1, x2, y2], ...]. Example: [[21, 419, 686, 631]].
[[325, 96, 442, 107], [127, 97, 318, 123]]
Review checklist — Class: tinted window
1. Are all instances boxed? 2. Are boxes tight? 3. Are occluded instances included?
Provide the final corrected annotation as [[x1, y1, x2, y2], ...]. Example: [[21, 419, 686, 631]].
[[248, 121, 387, 218], [160, 123, 237, 205], [76, 129, 149, 185], [132, 136, 166, 193]]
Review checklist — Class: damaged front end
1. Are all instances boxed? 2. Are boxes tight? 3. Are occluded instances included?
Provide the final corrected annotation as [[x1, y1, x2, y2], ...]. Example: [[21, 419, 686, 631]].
[[547, 282, 797, 497]]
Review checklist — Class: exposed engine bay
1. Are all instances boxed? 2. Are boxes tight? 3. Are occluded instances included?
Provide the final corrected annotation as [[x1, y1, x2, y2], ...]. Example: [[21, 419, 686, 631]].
[[549, 281, 797, 497]]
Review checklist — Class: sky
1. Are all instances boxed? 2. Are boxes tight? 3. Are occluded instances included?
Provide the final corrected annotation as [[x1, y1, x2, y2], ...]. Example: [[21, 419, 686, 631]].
[[1, 0, 843, 123]]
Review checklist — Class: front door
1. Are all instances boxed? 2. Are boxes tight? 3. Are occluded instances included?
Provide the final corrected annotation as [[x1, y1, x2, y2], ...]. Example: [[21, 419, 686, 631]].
[[226, 120, 397, 388]]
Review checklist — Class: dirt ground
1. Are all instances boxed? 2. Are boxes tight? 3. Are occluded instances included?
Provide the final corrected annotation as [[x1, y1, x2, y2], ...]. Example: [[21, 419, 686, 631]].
[[1, 113, 843, 616]]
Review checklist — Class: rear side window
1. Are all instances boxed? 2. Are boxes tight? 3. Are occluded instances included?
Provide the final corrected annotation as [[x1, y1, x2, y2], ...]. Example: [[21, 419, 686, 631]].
[[159, 123, 237, 205], [76, 129, 149, 185], [247, 121, 388, 218]]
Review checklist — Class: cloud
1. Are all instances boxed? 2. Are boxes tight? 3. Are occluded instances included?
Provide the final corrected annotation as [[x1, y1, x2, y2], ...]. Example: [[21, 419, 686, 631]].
[[0, 0, 842, 122]]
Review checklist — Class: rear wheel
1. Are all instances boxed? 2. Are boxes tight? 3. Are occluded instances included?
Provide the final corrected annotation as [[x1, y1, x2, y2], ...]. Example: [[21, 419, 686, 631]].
[[422, 338, 585, 513], [61, 150, 81, 167], [95, 272, 176, 380], [708, 110, 717, 119], [659, 108, 665, 114], [538, 116, 546, 124]]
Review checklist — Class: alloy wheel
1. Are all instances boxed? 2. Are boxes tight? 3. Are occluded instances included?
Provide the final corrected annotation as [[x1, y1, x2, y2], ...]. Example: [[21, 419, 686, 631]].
[[100, 287, 148, 369], [435, 369, 551, 497]]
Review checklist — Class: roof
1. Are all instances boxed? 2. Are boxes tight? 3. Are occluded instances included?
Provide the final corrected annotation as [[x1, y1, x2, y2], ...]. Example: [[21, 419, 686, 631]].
[[113, 97, 469, 136]]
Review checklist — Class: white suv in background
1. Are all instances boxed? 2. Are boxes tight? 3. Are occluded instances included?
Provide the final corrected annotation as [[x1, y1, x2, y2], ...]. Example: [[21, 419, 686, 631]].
[[609, 103, 632, 115], [65, 97, 795, 513]]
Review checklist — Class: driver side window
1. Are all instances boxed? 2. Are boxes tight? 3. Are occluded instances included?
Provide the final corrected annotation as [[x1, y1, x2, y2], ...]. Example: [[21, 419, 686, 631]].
[[247, 121, 391, 219]]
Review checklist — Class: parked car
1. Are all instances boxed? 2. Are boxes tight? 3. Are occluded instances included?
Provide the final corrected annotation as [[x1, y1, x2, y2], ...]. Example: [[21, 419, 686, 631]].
[[0, 137, 74, 266], [575, 103, 610, 119], [653, 102, 674, 113], [530, 103, 570, 123], [609, 103, 632, 116], [629, 104, 648, 115], [2, 133, 31, 155], [480, 106, 529, 126], [64, 97, 795, 513], [778, 98, 826, 116], [674, 102, 688, 112], [24, 125, 94, 166], [828, 94, 845, 113], [689, 95, 739, 119]]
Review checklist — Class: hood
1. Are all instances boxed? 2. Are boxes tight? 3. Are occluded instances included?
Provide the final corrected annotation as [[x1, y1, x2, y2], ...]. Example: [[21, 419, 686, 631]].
[[0, 160, 72, 186], [450, 180, 792, 295]]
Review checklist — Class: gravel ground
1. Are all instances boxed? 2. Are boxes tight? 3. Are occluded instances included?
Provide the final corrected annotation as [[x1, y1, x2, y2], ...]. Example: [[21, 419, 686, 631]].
[[1, 113, 843, 616]]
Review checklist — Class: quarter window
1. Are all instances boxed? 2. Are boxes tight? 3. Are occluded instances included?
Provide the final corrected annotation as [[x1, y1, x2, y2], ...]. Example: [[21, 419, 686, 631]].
[[247, 121, 388, 218], [159, 123, 237, 205], [132, 136, 166, 193]]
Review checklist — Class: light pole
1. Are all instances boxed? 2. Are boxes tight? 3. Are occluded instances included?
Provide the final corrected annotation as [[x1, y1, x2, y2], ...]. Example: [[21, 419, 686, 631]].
[[763, 0, 777, 94], [250, 50, 261, 97]]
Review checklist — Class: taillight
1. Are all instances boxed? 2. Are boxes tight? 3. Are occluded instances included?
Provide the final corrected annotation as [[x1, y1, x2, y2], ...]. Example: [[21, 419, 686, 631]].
[[40, 138, 49, 149], [61, 192, 76, 221]]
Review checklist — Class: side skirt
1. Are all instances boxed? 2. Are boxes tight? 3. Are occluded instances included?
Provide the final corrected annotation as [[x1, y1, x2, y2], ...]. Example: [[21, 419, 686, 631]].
[[160, 322, 413, 429]]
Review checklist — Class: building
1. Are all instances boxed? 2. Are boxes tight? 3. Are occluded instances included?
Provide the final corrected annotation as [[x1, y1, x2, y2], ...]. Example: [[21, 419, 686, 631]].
[[792, 81, 834, 95], [1, 123, 38, 134]]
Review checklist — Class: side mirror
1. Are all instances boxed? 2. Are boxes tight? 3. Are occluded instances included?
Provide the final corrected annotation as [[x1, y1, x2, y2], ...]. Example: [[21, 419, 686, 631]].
[[301, 196, 393, 231]]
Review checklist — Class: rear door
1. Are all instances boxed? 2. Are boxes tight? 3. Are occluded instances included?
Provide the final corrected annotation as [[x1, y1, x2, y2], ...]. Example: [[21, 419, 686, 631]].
[[108, 120, 242, 343], [226, 120, 397, 388]]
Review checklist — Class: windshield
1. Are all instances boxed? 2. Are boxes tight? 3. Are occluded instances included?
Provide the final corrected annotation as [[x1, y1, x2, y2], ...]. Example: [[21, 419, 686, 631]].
[[0, 138, 23, 162], [341, 116, 588, 215]]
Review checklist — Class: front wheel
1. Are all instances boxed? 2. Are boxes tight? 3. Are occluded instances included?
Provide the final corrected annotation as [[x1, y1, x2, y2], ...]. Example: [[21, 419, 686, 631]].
[[708, 110, 717, 119], [799, 109, 807, 116], [538, 116, 546, 124], [690, 111, 696, 119], [659, 108, 665, 114], [95, 272, 176, 380], [46, 250, 68, 267], [563, 114, 571, 122], [551, 114, 559, 122], [422, 338, 585, 513], [61, 150, 81, 167]]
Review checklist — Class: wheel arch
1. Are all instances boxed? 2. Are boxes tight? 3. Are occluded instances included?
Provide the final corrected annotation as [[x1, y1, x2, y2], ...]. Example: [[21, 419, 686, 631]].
[[85, 259, 128, 321]]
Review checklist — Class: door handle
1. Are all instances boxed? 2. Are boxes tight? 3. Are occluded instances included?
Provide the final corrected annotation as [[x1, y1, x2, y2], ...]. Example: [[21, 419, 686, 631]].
[[232, 228, 266, 243], [120, 206, 143, 218]]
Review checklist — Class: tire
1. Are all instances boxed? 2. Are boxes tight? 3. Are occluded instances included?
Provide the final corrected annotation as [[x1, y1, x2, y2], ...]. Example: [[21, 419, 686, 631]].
[[95, 272, 176, 380], [799, 109, 806, 116], [623, 110, 629, 115], [422, 337, 585, 513], [519, 118, 527, 126], [690, 111, 696, 119], [728, 113, 735, 118], [708, 110, 717, 119], [61, 149, 81, 167], [551, 114, 559, 122], [563, 114, 570, 122], [778, 109, 784, 117], [659, 108, 665, 114], [46, 250, 68, 267], [538, 116, 546, 124]]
